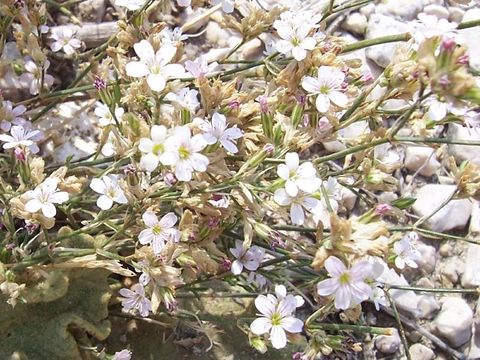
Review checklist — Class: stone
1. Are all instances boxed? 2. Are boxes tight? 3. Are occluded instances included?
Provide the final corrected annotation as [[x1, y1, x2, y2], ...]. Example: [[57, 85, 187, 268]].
[[412, 184, 473, 232], [375, 328, 401, 354], [449, 7, 465, 23], [470, 200, 480, 236], [404, 146, 441, 177], [469, 299, 480, 359], [448, 124, 480, 164], [461, 244, 480, 288], [439, 243, 453, 257], [78, 0, 105, 22], [417, 295, 440, 319], [342, 12, 367, 35], [376, 0, 425, 20], [409, 343, 434, 360], [441, 257, 464, 285], [432, 297, 473, 347], [415, 242, 436, 274], [460, 9, 480, 71], [241, 38, 263, 60], [365, 14, 412, 67], [423, 4, 449, 19]]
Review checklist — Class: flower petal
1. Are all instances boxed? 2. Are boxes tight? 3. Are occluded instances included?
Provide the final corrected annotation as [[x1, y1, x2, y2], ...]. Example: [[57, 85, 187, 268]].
[[250, 317, 272, 335]]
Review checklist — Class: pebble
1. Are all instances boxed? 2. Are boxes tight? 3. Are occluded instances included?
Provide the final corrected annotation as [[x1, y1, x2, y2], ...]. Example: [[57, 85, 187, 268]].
[[78, 0, 105, 22], [375, 328, 401, 354], [365, 14, 412, 67], [417, 295, 440, 319], [412, 184, 473, 232], [423, 4, 449, 19], [342, 12, 368, 35], [409, 343, 434, 360], [448, 124, 480, 164], [470, 200, 480, 236], [449, 6, 465, 23], [404, 146, 441, 177], [431, 297, 473, 347], [461, 243, 480, 288], [415, 242, 436, 274], [469, 299, 480, 359], [439, 243, 453, 257], [460, 9, 480, 71], [376, 0, 425, 20], [440, 258, 464, 285]]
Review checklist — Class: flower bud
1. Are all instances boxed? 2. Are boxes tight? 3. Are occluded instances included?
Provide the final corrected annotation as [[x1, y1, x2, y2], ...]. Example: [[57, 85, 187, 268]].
[[14, 147, 25, 161]]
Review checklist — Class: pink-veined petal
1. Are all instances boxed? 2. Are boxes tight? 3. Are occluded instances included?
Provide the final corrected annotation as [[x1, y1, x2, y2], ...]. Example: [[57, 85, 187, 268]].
[[316, 278, 339, 296], [159, 212, 177, 228], [281, 317, 303, 333], [324, 256, 347, 277], [255, 295, 276, 317]]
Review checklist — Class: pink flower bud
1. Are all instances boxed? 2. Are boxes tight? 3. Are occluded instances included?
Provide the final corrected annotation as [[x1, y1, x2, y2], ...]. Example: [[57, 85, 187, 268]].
[[457, 54, 470, 65], [163, 172, 177, 187], [263, 143, 274, 155], [441, 37, 456, 52], [375, 203, 392, 216], [14, 147, 25, 161], [93, 75, 107, 90], [228, 100, 240, 110], [258, 95, 269, 113]]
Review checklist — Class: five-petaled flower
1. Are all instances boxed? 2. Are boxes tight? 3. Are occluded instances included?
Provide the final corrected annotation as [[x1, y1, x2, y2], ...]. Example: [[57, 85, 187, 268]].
[[24, 178, 69, 218], [125, 40, 184, 92], [196, 112, 243, 154], [19, 58, 55, 95], [94, 102, 125, 127], [229, 240, 265, 275], [301, 66, 348, 113], [316, 256, 372, 310], [273, 189, 320, 226], [393, 232, 422, 269], [0, 100, 28, 132], [50, 27, 81, 55], [274, 22, 316, 61], [90, 174, 128, 210], [276, 152, 321, 197], [138, 211, 180, 254], [119, 283, 152, 317], [0, 125, 41, 153], [138, 125, 170, 172]]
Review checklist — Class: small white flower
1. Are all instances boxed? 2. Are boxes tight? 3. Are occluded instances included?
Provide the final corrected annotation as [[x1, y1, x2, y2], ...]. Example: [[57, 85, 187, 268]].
[[274, 189, 319, 225], [0, 125, 41, 153], [250, 292, 304, 349], [19, 58, 55, 95], [177, 0, 191, 6], [274, 22, 316, 61], [413, 13, 460, 44], [162, 126, 209, 181], [125, 40, 184, 92], [229, 240, 265, 275], [165, 87, 200, 114], [94, 102, 125, 127], [302, 66, 348, 113], [211, 0, 234, 13], [24, 178, 69, 218], [115, 0, 147, 10], [138, 211, 180, 254], [185, 55, 218, 79], [113, 349, 132, 360], [89, 175, 128, 210], [160, 27, 189, 43], [119, 283, 151, 317], [196, 112, 243, 153], [138, 125, 170, 172], [393, 232, 422, 269], [273, 284, 305, 309], [208, 194, 230, 208], [247, 272, 268, 288], [0, 101, 28, 132], [316, 256, 372, 310], [50, 28, 81, 55], [277, 152, 321, 197]]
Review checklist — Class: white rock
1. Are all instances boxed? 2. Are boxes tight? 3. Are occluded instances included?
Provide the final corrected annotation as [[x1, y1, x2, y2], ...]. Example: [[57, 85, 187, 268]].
[[375, 328, 401, 354], [469, 299, 480, 359], [409, 343, 434, 360], [432, 297, 473, 347], [343, 12, 367, 35], [449, 7, 465, 23], [404, 146, 441, 177], [470, 200, 480, 235], [365, 14, 412, 67], [441, 257, 464, 285], [417, 295, 440, 319], [359, 3, 375, 17], [462, 243, 480, 288], [448, 124, 480, 164], [423, 4, 449, 19], [241, 38, 263, 60], [460, 9, 480, 71], [412, 184, 473, 232], [376, 0, 425, 20], [415, 242, 436, 274]]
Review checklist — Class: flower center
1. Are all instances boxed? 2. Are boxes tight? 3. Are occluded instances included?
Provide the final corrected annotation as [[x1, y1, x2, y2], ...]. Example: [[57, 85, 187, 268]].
[[291, 37, 301, 46], [270, 312, 282, 326], [150, 64, 162, 75], [152, 224, 162, 235], [320, 85, 330, 94], [178, 146, 190, 159], [107, 188, 117, 199], [153, 143, 164, 154], [339, 272, 350, 285]]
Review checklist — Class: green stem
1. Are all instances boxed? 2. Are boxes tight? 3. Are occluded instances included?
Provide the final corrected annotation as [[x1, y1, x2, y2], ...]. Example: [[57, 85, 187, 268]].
[[309, 323, 394, 335]]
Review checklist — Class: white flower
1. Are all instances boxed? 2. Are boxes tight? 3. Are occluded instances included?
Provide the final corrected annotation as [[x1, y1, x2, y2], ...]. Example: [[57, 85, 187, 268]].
[[185, 55, 218, 79], [177, 0, 191, 6], [316, 256, 372, 310], [274, 22, 316, 61], [0, 101, 28, 132], [211, 0, 234, 13], [393, 232, 422, 269], [138, 211, 180, 254], [196, 112, 243, 153], [19, 58, 55, 95], [125, 40, 184, 92], [138, 125, 170, 172], [274, 189, 319, 225], [0, 125, 41, 153], [94, 102, 125, 127], [277, 152, 321, 197], [273, 284, 305, 309], [247, 272, 268, 288], [413, 13, 459, 44], [165, 87, 200, 114], [50, 28, 81, 55], [24, 178, 69, 218], [89, 175, 128, 210], [160, 27, 189, 43], [119, 283, 151, 317], [162, 126, 209, 181], [250, 292, 304, 349], [229, 240, 265, 275], [302, 66, 348, 113], [112, 349, 132, 360], [115, 0, 147, 10]]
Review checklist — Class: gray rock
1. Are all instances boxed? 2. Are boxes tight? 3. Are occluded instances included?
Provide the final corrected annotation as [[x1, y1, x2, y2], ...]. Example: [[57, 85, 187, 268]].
[[412, 184, 473, 232], [417, 295, 440, 319], [409, 343, 434, 360], [432, 297, 473, 347], [404, 146, 441, 177], [365, 14, 412, 67], [448, 124, 480, 164], [416, 242, 436, 274], [462, 243, 480, 288], [375, 328, 401, 354], [441, 257, 464, 285]]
